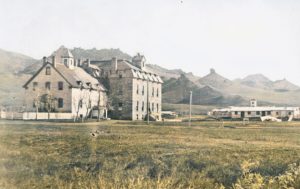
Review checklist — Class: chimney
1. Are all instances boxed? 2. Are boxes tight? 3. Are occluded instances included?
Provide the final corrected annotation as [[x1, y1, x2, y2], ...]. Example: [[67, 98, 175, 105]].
[[87, 58, 90, 67], [43, 56, 47, 65], [52, 56, 56, 68], [112, 57, 117, 71]]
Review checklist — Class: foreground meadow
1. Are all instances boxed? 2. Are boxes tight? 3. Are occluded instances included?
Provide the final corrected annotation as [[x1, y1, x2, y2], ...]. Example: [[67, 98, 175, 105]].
[[0, 120, 300, 189]]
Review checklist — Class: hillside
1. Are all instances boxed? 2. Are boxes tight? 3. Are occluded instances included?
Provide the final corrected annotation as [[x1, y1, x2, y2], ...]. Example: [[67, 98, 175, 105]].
[[0, 49, 38, 106], [22, 47, 131, 74], [272, 79, 300, 92], [0, 49, 38, 74], [162, 74, 246, 106], [236, 74, 273, 89], [146, 64, 185, 80], [197, 69, 232, 90]]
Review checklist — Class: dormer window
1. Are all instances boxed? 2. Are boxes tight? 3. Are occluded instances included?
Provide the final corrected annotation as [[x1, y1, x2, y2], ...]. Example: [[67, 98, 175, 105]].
[[46, 67, 51, 75]]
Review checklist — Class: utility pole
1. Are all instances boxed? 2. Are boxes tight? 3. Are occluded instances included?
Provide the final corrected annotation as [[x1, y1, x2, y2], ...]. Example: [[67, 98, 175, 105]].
[[189, 91, 192, 126], [147, 79, 150, 125]]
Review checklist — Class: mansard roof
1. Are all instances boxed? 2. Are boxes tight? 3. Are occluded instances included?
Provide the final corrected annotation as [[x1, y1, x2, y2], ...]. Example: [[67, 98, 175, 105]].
[[91, 59, 163, 83]]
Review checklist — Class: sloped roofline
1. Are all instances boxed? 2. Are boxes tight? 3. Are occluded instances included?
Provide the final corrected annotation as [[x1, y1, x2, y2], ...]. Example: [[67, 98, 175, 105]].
[[23, 62, 73, 88]]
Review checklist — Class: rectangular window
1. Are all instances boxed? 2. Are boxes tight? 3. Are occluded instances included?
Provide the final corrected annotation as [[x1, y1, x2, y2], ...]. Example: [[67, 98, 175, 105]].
[[58, 82, 63, 90], [136, 114, 139, 120], [152, 87, 154, 97], [79, 99, 83, 108], [142, 86, 144, 95], [45, 82, 51, 90], [136, 101, 139, 111], [235, 111, 238, 115], [118, 102, 123, 110], [142, 101, 144, 111], [267, 111, 271, 115], [152, 103, 154, 112], [248, 111, 251, 115], [157, 103, 159, 113], [136, 84, 139, 94], [157, 88, 159, 97], [33, 82, 38, 91], [119, 74, 122, 78], [288, 111, 292, 115], [58, 98, 64, 108], [46, 67, 51, 75], [276, 112, 279, 115], [256, 111, 260, 115]]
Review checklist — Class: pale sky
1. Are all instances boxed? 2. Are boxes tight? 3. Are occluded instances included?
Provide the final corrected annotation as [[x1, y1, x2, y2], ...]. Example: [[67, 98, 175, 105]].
[[0, 0, 300, 85]]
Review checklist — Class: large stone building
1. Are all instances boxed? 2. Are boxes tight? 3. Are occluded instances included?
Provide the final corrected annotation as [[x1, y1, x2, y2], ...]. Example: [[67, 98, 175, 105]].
[[23, 47, 107, 120], [23, 46, 163, 121], [89, 53, 163, 120]]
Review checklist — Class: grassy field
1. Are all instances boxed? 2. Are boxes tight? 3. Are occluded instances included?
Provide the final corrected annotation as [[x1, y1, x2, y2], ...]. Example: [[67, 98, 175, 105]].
[[162, 103, 217, 115], [1, 120, 300, 189]]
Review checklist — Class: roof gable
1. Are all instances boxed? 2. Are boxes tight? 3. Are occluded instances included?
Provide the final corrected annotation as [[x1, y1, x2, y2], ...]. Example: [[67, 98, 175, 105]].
[[23, 62, 72, 88]]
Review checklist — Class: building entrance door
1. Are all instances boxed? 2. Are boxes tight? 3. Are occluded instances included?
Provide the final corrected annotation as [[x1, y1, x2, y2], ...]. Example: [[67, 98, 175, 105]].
[[241, 111, 245, 118]]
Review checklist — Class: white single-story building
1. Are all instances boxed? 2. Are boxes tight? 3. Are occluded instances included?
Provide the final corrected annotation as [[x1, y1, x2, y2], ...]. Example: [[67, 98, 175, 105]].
[[210, 99, 300, 120]]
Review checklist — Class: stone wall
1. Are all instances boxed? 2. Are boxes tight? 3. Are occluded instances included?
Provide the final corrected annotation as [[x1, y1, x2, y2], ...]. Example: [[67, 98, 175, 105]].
[[132, 78, 162, 120], [24, 64, 72, 113]]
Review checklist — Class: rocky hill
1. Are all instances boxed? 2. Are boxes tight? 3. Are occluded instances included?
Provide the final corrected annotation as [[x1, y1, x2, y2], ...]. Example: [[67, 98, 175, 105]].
[[197, 68, 232, 90], [272, 79, 300, 92], [236, 74, 273, 90], [162, 74, 246, 106]]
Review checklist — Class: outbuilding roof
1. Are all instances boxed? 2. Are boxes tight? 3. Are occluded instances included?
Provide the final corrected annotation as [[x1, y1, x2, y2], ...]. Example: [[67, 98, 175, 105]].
[[213, 106, 299, 112]]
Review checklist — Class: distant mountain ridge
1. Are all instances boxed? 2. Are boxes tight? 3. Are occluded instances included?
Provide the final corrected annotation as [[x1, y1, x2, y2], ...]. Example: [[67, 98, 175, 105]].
[[1, 47, 300, 107]]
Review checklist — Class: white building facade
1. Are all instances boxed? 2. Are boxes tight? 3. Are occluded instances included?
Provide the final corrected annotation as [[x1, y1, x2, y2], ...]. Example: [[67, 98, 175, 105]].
[[23, 46, 107, 120]]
